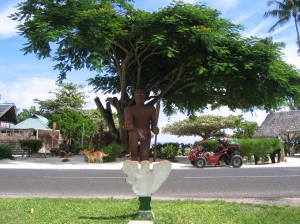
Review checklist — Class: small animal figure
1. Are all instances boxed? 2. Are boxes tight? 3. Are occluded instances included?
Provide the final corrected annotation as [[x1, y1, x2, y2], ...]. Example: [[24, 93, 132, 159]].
[[83, 149, 109, 163]]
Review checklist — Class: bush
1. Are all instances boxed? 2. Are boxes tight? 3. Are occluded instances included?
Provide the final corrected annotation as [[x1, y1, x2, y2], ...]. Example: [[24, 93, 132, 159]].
[[0, 143, 13, 159], [69, 143, 84, 155], [103, 142, 125, 162], [19, 139, 43, 156], [235, 138, 282, 163], [153, 143, 179, 162], [201, 140, 218, 151]]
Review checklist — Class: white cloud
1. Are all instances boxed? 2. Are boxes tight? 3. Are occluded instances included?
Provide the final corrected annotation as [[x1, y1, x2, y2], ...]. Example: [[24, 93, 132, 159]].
[[282, 45, 300, 69], [245, 19, 272, 37], [0, 2, 19, 39], [205, 0, 240, 13], [0, 77, 56, 111]]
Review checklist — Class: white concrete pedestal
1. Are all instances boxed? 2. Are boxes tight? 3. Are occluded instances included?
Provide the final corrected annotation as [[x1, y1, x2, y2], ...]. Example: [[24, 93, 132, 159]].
[[122, 160, 172, 220]]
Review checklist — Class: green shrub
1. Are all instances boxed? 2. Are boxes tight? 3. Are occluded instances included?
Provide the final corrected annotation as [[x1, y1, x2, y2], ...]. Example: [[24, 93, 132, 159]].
[[0, 143, 13, 159], [19, 139, 43, 156], [235, 138, 282, 162], [69, 143, 84, 155], [153, 143, 179, 161], [103, 142, 125, 162], [201, 140, 218, 151]]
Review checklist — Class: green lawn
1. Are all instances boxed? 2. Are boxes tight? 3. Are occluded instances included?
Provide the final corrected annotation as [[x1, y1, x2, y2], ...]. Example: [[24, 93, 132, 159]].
[[0, 198, 299, 224]]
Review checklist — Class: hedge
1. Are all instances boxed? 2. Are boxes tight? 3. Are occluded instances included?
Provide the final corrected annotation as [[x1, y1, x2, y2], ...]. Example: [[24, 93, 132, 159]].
[[234, 138, 282, 159], [19, 139, 43, 156], [0, 143, 14, 159]]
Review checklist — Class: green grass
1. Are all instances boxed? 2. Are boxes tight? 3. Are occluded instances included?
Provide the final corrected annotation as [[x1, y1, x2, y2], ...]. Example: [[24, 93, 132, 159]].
[[0, 198, 299, 224]]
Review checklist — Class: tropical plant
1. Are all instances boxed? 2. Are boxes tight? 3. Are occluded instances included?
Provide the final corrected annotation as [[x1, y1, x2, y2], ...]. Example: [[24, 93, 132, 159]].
[[153, 143, 179, 161], [103, 141, 125, 162], [264, 0, 300, 53]]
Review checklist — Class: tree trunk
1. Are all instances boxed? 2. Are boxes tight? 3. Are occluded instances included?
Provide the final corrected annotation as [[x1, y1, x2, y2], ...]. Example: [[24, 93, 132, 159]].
[[291, 1, 300, 53], [94, 96, 129, 152], [118, 112, 129, 153], [94, 97, 119, 141]]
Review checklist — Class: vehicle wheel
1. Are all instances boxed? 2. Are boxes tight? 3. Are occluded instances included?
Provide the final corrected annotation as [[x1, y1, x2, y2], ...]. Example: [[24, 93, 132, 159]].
[[194, 157, 206, 168], [231, 155, 243, 168], [190, 161, 195, 166]]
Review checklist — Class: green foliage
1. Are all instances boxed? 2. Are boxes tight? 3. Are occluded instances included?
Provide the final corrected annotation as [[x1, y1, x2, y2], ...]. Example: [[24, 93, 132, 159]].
[[33, 83, 88, 119], [154, 143, 179, 161], [17, 106, 38, 122], [0, 143, 13, 159], [201, 140, 218, 151], [236, 138, 282, 159], [162, 115, 243, 137], [69, 143, 84, 155], [233, 121, 259, 139], [19, 139, 43, 156], [49, 111, 98, 144], [103, 142, 125, 162], [30, 82, 105, 145]]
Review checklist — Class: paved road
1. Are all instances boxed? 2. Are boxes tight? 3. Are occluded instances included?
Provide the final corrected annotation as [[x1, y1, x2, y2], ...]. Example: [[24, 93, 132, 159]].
[[1, 167, 300, 200]]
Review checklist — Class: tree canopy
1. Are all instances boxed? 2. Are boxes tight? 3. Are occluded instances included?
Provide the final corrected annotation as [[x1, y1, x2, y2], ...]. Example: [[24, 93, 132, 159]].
[[162, 115, 244, 138], [233, 120, 258, 139], [49, 111, 98, 144], [33, 82, 102, 144], [17, 106, 38, 122], [11, 0, 300, 145], [33, 83, 87, 118], [162, 115, 258, 139]]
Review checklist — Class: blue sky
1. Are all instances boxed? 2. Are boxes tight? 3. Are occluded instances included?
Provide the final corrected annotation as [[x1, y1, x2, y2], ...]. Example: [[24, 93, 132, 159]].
[[0, 0, 299, 143]]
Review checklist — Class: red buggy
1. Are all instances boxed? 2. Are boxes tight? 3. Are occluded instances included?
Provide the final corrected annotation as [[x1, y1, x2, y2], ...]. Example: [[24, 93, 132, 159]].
[[188, 134, 243, 168]]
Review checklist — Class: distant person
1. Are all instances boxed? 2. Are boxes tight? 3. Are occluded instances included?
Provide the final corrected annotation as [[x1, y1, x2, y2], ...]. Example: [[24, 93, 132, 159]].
[[123, 89, 159, 161]]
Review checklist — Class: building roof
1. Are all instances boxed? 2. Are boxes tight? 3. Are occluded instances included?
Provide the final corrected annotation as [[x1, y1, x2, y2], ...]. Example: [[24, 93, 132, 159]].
[[0, 103, 17, 124], [253, 110, 300, 140], [12, 114, 51, 130]]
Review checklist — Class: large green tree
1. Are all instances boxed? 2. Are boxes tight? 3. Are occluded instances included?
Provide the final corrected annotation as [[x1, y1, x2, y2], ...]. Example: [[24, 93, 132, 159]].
[[162, 115, 244, 138], [11, 1, 300, 146], [33, 83, 87, 118], [33, 82, 103, 144], [264, 0, 300, 53], [162, 115, 258, 139]]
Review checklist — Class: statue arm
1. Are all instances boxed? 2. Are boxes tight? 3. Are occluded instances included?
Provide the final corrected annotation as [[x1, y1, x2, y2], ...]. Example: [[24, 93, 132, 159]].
[[123, 107, 133, 130], [150, 106, 159, 135]]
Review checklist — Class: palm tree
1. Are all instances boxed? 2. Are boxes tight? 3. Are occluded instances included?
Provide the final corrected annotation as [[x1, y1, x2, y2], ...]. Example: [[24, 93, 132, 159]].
[[264, 0, 300, 54]]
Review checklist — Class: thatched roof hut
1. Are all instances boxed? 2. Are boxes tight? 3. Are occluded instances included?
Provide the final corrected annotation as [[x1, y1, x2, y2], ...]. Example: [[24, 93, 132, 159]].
[[253, 110, 300, 140]]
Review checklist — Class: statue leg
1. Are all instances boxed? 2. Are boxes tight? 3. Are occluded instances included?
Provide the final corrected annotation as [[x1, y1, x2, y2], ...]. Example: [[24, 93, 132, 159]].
[[128, 130, 139, 161], [140, 137, 151, 161]]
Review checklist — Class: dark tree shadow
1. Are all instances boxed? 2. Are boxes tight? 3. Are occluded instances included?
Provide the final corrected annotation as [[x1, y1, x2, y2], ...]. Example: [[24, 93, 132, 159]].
[[78, 213, 136, 221]]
